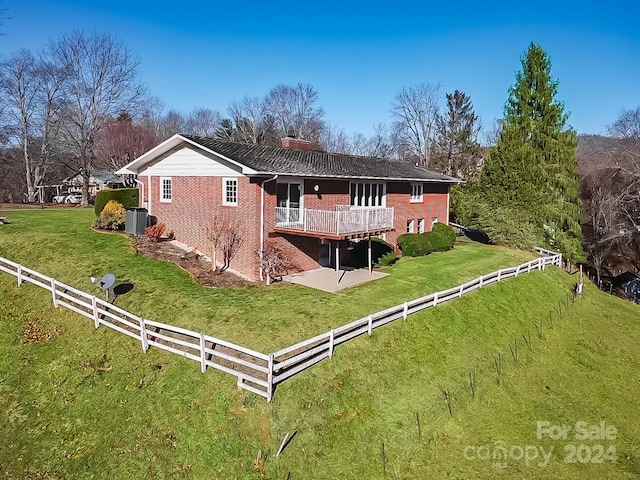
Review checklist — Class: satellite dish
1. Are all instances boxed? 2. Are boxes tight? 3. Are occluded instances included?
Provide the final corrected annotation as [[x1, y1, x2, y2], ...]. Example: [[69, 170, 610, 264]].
[[99, 273, 116, 291]]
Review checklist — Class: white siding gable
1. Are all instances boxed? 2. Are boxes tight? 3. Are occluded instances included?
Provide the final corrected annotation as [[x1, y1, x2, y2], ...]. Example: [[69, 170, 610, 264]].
[[142, 146, 243, 177]]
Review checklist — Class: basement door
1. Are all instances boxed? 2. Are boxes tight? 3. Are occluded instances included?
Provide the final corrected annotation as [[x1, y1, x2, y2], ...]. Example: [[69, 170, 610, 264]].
[[319, 242, 331, 267]]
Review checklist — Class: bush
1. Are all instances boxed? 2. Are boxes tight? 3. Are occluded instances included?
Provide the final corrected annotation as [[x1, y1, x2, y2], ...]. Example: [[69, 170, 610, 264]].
[[421, 231, 449, 252], [94, 188, 139, 217], [431, 222, 456, 248], [93, 200, 126, 230], [377, 252, 398, 266], [145, 223, 167, 242], [397, 233, 434, 257]]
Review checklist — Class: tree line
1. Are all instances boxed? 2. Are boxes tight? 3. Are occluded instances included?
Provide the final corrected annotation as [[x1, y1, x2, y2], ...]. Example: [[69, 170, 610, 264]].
[[3, 29, 634, 274], [0, 30, 484, 204]]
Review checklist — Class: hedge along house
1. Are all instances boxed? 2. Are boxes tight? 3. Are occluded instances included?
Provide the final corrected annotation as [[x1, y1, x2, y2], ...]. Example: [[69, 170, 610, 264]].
[[116, 134, 460, 282]]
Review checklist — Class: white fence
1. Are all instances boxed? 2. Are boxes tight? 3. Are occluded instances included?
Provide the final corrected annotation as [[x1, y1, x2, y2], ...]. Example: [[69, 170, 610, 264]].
[[0, 249, 562, 402], [269, 253, 563, 389], [0, 257, 272, 400]]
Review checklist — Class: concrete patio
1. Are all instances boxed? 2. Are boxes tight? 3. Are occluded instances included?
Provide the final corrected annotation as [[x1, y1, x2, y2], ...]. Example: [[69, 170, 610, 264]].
[[282, 267, 388, 293]]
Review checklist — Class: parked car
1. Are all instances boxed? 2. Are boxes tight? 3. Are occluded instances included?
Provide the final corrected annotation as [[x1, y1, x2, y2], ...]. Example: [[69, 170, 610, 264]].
[[52, 192, 82, 204]]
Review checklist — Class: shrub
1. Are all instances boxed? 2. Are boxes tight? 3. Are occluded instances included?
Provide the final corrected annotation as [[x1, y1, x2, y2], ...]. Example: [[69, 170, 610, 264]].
[[397, 233, 434, 257], [431, 222, 456, 248], [377, 252, 398, 266], [145, 223, 166, 242], [421, 231, 450, 252], [93, 200, 126, 230], [94, 188, 139, 217]]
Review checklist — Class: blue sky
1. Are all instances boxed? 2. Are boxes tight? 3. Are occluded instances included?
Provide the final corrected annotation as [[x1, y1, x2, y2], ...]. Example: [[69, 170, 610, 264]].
[[2, 0, 639, 138]]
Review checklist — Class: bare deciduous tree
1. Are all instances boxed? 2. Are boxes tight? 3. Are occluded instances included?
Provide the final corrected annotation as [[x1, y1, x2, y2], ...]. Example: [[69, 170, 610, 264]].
[[206, 209, 243, 272], [265, 83, 324, 141], [391, 83, 441, 167], [184, 108, 223, 137], [319, 124, 350, 153], [228, 96, 272, 144], [0, 50, 40, 202], [51, 31, 145, 204], [95, 113, 159, 174], [258, 242, 293, 284]]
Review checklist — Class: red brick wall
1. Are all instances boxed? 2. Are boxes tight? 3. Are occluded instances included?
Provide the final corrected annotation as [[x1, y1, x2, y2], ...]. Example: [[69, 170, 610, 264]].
[[142, 175, 450, 280], [385, 182, 450, 248], [146, 175, 263, 280]]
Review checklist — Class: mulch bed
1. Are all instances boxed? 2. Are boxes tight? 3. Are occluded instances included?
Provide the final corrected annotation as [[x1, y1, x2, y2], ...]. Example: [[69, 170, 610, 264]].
[[131, 236, 252, 288]]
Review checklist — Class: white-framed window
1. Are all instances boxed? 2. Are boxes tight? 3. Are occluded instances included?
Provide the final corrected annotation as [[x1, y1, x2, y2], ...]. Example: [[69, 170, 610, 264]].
[[418, 218, 425, 234], [160, 177, 172, 202], [432, 217, 438, 228], [350, 182, 385, 207], [223, 177, 238, 206], [406, 219, 415, 233], [410, 183, 423, 203]]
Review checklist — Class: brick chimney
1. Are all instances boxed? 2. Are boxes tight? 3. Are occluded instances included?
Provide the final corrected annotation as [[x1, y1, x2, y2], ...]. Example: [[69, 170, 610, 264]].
[[281, 136, 322, 152]]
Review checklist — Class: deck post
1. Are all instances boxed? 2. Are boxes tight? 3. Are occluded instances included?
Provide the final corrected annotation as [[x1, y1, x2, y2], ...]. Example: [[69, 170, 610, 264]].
[[336, 242, 340, 285], [368, 237, 372, 275]]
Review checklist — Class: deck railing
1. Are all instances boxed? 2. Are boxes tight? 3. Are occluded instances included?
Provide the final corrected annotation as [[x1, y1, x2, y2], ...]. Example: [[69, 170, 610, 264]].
[[276, 206, 394, 236]]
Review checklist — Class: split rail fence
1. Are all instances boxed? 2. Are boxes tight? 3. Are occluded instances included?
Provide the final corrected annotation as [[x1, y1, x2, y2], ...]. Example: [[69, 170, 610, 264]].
[[0, 249, 561, 402]]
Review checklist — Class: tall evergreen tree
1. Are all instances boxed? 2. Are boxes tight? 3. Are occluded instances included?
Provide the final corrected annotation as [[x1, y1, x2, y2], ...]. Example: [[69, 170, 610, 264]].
[[433, 90, 482, 179], [465, 43, 583, 261]]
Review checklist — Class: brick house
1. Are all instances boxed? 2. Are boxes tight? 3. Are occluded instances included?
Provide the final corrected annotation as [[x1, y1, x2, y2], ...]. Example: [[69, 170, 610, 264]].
[[117, 134, 459, 281]]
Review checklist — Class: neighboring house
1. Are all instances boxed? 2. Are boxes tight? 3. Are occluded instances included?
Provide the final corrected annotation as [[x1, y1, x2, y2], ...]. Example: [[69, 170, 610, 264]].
[[116, 134, 460, 281], [612, 272, 640, 303], [64, 170, 125, 196]]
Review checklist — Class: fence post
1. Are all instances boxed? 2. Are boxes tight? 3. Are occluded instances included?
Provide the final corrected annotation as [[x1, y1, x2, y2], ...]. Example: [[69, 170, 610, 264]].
[[479, 276, 484, 287], [497, 269, 502, 281], [515, 265, 520, 277], [17, 264, 22, 286], [267, 354, 274, 403], [50, 278, 58, 307], [92, 296, 100, 329], [459, 285, 464, 297], [368, 314, 373, 336], [403, 302, 408, 320], [140, 318, 149, 352], [433, 292, 438, 306], [199, 332, 206, 373], [329, 330, 335, 359]]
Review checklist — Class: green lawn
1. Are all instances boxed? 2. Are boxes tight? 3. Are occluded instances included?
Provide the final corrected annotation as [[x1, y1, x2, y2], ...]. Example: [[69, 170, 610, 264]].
[[1, 208, 638, 479], [0, 208, 535, 352]]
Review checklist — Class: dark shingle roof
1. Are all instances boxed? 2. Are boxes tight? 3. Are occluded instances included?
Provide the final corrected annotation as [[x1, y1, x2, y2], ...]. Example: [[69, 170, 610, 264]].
[[182, 135, 459, 183]]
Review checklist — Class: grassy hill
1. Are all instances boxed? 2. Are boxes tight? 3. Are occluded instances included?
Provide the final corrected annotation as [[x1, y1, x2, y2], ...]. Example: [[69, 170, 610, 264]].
[[0, 208, 639, 479]]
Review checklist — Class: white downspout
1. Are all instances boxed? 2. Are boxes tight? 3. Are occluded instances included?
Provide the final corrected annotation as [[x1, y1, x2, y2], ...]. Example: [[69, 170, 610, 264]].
[[146, 173, 152, 216], [259, 175, 278, 281], [135, 178, 145, 209]]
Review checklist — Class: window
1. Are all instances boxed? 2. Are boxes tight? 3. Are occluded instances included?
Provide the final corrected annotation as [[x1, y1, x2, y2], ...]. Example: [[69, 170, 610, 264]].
[[418, 218, 425, 234], [350, 182, 385, 207], [223, 178, 238, 206], [406, 219, 414, 233], [410, 183, 423, 203], [431, 217, 438, 228], [160, 177, 172, 202]]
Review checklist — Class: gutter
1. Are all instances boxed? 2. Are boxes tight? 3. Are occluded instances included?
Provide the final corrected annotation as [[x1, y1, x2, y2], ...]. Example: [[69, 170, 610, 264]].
[[259, 175, 278, 281]]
